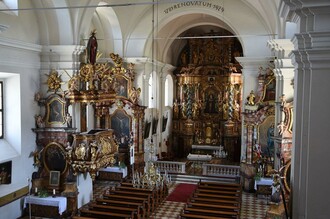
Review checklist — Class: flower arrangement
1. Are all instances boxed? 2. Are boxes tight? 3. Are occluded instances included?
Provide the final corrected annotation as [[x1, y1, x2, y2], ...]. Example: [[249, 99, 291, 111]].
[[37, 188, 49, 198]]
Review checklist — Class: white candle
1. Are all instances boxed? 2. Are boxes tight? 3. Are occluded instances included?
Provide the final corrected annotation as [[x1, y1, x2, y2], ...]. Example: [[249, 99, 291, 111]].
[[53, 189, 56, 195], [35, 187, 38, 193]]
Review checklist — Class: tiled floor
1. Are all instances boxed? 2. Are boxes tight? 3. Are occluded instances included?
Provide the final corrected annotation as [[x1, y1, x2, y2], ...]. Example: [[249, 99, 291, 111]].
[[91, 180, 269, 219]]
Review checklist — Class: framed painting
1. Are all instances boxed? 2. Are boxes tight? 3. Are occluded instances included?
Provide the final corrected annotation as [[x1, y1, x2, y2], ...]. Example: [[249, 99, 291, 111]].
[[152, 118, 158, 135], [114, 76, 128, 98], [0, 161, 11, 185], [49, 171, 60, 186], [43, 142, 68, 175], [110, 110, 131, 143], [45, 94, 66, 126], [162, 116, 168, 132], [144, 121, 151, 139], [258, 115, 275, 157]]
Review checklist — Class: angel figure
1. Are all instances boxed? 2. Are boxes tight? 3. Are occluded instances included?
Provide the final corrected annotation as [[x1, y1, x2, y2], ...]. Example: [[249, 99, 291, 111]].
[[277, 121, 286, 136], [130, 87, 141, 104], [29, 149, 43, 168]]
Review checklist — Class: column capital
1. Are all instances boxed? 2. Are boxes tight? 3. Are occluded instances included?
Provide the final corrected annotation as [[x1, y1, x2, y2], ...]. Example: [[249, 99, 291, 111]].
[[235, 57, 274, 70], [268, 39, 294, 59]]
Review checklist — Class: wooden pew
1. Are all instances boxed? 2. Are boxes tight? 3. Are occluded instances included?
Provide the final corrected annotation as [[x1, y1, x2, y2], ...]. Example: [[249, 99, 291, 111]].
[[189, 196, 240, 207], [117, 185, 159, 206], [96, 198, 145, 219], [121, 181, 168, 201], [195, 188, 241, 196], [80, 209, 133, 219], [109, 189, 154, 211], [197, 184, 241, 192], [72, 216, 97, 219], [183, 207, 239, 218], [186, 202, 240, 212], [192, 191, 241, 202], [198, 181, 241, 190], [89, 203, 138, 219], [103, 193, 149, 217], [180, 212, 229, 219]]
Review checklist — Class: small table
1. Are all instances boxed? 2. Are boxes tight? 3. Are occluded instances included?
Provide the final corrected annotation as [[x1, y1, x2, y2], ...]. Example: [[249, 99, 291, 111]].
[[24, 195, 67, 217], [254, 177, 273, 199], [98, 166, 128, 181]]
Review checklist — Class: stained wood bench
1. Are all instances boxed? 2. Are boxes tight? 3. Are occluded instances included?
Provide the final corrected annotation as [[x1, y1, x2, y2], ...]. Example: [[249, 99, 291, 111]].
[[107, 190, 153, 213], [198, 181, 241, 188], [197, 184, 241, 192], [183, 207, 239, 218], [96, 198, 144, 218], [117, 185, 159, 206], [89, 203, 138, 219], [186, 202, 240, 212], [102, 194, 149, 217], [195, 188, 241, 196], [72, 216, 97, 219], [193, 192, 241, 201], [189, 196, 240, 207], [80, 209, 133, 219], [120, 182, 168, 202], [180, 212, 229, 219]]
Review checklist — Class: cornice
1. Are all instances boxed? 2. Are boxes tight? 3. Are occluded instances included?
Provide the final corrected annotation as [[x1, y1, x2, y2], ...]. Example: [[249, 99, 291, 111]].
[[0, 36, 42, 52]]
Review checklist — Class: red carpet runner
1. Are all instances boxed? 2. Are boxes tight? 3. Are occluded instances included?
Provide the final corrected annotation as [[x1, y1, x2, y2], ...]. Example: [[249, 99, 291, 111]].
[[166, 183, 197, 202]]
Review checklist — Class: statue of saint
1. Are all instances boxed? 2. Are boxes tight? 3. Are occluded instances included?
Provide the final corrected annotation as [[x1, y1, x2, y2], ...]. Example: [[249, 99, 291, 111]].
[[86, 30, 98, 65], [247, 90, 256, 106]]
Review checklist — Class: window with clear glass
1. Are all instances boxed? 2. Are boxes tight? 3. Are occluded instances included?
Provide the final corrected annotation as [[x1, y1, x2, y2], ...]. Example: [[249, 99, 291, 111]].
[[0, 81, 3, 138]]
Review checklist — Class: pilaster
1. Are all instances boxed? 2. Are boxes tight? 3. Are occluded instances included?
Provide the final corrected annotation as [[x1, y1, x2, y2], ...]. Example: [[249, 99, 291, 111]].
[[280, 1, 330, 218]]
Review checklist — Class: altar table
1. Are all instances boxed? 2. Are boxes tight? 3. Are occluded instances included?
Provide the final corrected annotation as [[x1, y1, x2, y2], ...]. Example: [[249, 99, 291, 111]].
[[24, 195, 67, 215], [98, 166, 127, 181], [254, 177, 273, 198]]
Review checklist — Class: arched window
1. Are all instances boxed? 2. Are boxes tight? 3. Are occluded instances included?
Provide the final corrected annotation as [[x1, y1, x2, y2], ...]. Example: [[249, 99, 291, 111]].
[[164, 74, 173, 107]]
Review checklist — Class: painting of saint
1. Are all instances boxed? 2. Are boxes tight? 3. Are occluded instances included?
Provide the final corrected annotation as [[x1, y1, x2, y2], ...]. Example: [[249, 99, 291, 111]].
[[204, 92, 216, 113], [46, 95, 66, 125], [114, 77, 128, 98], [111, 110, 131, 144]]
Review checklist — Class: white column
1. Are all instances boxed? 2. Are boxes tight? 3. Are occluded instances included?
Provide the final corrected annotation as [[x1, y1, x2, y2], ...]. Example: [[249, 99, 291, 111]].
[[280, 1, 330, 218], [268, 39, 295, 168]]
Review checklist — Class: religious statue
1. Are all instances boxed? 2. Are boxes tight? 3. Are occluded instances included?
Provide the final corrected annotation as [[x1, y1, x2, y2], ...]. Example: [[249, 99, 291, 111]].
[[181, 101, 187, 119], [65, 113, 72, 128], [173, 99, 179, 119], [86, 29, 98, 65], [35, 115, 45, 128], [75, 143, 86, 160], [129, 87, 141, 104], [246, 90, 256, 106], [277, 121, 286, 136], [192, 101, 199, 119], [180, 51, 187, 65]]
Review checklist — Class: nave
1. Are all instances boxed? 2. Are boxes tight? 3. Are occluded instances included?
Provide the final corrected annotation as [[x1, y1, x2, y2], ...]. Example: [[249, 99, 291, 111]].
[[86, 180, 269, 219]]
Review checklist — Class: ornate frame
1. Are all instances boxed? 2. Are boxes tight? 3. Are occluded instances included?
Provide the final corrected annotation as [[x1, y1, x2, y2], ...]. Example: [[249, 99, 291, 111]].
[[43, 142, 68, 175], [45, 94, 66, 126], [49, 170, 60, 186], [110, 109, 132, 142]]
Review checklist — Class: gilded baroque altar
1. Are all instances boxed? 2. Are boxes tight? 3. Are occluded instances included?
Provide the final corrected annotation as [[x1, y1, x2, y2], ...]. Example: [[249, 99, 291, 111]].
[[172, 30, 243, 163]]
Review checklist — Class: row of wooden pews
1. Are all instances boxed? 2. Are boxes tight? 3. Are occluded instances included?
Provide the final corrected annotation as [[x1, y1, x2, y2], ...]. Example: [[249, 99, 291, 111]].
[[180, 180, 242, 219], [75, 181, 168, 219]]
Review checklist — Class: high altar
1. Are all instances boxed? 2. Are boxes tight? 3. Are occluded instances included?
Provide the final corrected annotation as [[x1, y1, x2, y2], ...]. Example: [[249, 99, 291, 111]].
[[172, 29, 243, 163]]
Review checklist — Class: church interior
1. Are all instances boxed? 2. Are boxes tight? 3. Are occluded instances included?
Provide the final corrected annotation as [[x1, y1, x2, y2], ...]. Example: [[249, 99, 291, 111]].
[[0, 0, 330, 218]]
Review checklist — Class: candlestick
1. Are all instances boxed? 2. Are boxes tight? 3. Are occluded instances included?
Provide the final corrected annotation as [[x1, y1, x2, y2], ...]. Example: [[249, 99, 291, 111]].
[[52, 189, 56, 197], [34, 187, 38, 196]]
